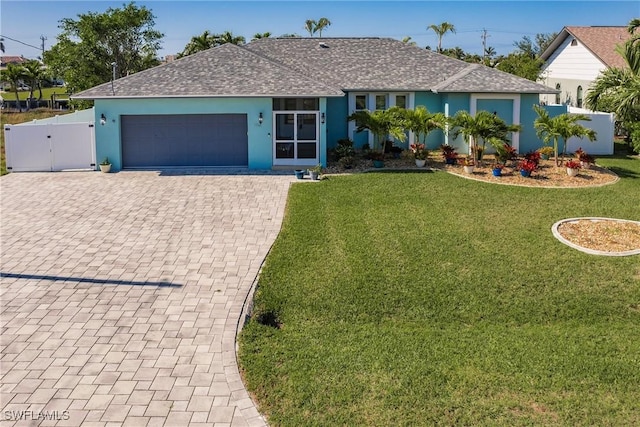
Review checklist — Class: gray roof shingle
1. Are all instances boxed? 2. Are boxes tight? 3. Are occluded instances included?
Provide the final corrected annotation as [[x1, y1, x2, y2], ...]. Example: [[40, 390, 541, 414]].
[[246, 37, 557, 93], [73, 43, 344, 99], [74, 37, 556, 99]]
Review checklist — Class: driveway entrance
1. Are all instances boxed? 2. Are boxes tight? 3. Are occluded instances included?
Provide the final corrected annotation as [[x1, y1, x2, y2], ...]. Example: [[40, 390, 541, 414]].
[[0, 170, 294, 426]]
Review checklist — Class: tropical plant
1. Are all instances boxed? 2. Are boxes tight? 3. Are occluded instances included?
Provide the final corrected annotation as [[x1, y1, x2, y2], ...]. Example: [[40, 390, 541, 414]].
[[450, 110, 521, 164], [537, 146, 554, 157], [519, 159, 537, 173], [409, 143, 428, 160], [585, 18, 640, 153], [315, 18, 331, 37], [347, 107, 406, 156], [217, 31, 245, 45], [402, 106, 446, 147], [533, 105, 597, 166], [428, 22, 456, 53], [0, 63, 25, 111], [252, 32, 272, 41], [494, 142, 518, 164], [565, 160, 581, 170], [440, 144, 458, 160], [304, 19, 317, 37], [22, 60, 45, 106]]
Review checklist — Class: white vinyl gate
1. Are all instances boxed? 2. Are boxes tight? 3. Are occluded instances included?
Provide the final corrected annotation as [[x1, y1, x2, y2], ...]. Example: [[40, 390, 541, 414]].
[[5, 122, 96, 172]]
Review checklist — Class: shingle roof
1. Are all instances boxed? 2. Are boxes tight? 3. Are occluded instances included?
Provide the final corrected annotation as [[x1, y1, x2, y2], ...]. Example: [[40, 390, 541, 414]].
[[541, 26, 632, 69], [73, 43, 343, 99], [246, 37, 556, 93], [74, 37, 556, 99]]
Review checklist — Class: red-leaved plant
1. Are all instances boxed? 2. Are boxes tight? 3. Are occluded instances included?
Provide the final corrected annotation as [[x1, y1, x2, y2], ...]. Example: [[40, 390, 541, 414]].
[[565, 160, 581, 169], [519, 159, 537, 173]]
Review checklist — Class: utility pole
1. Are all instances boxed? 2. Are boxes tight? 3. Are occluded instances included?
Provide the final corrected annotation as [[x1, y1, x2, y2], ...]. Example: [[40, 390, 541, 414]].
[[40, 35, 46, 60], [481, 28, 490, 63]]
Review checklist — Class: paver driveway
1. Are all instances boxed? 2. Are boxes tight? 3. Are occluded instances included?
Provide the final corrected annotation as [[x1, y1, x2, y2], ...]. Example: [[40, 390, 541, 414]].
[[0, 170, 295, 426]]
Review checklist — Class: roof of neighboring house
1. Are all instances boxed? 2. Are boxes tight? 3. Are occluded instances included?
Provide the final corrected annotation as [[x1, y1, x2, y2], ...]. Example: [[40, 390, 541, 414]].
[[1, 56, 27, 66], [74, 37, 556, 99], [73, 43, 344, 99], [540, 26, 632, 69]]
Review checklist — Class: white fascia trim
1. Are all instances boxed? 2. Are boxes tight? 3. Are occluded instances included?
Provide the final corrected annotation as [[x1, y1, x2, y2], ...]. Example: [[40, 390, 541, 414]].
[[72, 93, 346, 100]]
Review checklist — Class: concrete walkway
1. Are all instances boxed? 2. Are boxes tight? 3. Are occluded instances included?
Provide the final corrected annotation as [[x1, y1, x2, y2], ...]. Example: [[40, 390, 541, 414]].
[[0, 170, 294, 426]]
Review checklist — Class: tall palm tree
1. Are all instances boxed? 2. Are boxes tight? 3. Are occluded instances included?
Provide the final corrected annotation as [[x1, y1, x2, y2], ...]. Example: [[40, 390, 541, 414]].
[[1, 63, 26, 111], [451, 110, 521, 163], [315, 17, 331, 38], [304, 19, 317, 37], [428, 22, 456, 53], [533, 105, 596, 166], [628, 18, 640, 34]]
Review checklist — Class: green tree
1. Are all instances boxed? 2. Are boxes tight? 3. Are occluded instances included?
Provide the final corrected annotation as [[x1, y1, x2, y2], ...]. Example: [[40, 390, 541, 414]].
[[315, 18, 331, 37], [252, 32, 272, 41], [402, 106, 446, 146], [217, 31, 245, 45], [305, 19, 317, 37], [585, 19, 640, 152], [43, 2, 163, 95], [347, 107, 406, 155], [179, 30, 218, 57], [496, 52, 543, 81], [533, 105, 596, 166], [0, 63, 25, 111], [22, 60, 45, 105], [428, 22, 455, 53], [451, 110, 521, 163], [514, 33, 557, 59]]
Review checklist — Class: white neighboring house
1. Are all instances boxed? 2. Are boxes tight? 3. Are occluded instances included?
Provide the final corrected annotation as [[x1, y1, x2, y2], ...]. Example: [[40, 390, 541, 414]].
[[538, 26, 631, 107]]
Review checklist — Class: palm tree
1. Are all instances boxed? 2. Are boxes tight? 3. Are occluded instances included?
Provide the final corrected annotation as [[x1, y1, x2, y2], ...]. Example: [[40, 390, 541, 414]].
[[451, 110, 521, 163], [252, 32, 271, 41], [179, 30, 218, 57], [533, 105, 596, 166], [402, 36, 417, 46], [628, 18, 640, 34], [315, 18, 331, 37], [0, 63, 26, 111], [304, 19, 317, 37], [347, 107, 406, 155], [23, 60, 45, 105], [428, 22, 456, 53], [217, 31, 245, 45], [402, 106, 446, 146]]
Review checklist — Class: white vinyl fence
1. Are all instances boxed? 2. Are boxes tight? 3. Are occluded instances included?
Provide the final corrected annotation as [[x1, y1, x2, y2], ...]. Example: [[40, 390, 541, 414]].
[[544, 106, 615, 155], [4, 109, 96, 172]]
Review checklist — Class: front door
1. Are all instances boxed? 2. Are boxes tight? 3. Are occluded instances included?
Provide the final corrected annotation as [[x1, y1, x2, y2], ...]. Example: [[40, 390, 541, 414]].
[[273, 112, 319, 166]]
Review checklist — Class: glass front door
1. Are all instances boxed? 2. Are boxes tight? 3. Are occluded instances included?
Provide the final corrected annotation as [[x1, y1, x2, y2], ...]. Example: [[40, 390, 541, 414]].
[[273, 112, 319, 166]]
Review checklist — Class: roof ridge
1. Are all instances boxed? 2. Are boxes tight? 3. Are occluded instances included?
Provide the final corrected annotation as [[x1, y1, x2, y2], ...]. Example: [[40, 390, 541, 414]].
[[243, 41, 344, 94], [430, 63, 481, 93]]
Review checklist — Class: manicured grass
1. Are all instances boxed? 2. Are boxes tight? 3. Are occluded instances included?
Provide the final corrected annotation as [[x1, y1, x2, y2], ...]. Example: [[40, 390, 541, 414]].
[[0, 109, 73, 175], [1, 87, 69, 101], [239, 157, 640, 426]]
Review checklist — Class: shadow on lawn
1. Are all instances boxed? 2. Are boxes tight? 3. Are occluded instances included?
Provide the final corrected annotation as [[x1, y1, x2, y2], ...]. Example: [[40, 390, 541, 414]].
[[606, 166, 639, 179]]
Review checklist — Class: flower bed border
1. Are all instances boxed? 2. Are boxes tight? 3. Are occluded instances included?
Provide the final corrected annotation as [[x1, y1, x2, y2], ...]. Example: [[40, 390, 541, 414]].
[[551, 217, 640, 256]]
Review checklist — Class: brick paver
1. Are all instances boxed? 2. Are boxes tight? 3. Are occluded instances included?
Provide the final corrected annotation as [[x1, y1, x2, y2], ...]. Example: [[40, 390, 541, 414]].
[[1, 170, 295, 426]]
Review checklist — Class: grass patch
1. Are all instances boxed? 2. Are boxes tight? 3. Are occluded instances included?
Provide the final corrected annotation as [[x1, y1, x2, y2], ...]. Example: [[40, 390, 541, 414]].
[[1, 87, 69, 101], [0, 108, 73, 175], [239, 157, 640, 426]]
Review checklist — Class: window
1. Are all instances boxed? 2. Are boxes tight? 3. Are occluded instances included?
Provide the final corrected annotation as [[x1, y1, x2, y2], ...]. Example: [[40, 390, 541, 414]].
[[555, 84, 561, 105], [273, 98, 319, 111], [395, 95, 407, 108], [355, 95, 367, 110], [577, 86, 583, 108], [375, 94, 387, 110], [570, 39, 578, 46]]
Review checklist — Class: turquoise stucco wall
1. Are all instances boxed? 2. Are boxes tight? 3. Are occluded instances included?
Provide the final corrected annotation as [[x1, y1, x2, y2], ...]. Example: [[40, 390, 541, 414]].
[[442, 93, 470, 151], [326, 96, 348, 150], [415, 91, 446, 149], [95, 98, 278, 170], [520, 94, 547, 153]]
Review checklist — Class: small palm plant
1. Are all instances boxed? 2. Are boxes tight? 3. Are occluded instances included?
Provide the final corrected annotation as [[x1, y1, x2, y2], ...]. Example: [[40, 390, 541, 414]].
[[347, 107, 406, 159]]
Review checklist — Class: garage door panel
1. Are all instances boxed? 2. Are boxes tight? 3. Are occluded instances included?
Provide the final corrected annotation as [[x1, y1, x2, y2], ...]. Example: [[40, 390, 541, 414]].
[[122, 114, 248, 167]]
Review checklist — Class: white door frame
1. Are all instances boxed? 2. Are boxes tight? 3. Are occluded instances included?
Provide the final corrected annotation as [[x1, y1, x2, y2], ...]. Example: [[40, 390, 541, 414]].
[[272, 111, 320, 166]]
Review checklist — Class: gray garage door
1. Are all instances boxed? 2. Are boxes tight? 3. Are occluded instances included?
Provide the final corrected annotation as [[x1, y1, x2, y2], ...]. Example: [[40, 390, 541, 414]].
[[121, 114, 248, 167]]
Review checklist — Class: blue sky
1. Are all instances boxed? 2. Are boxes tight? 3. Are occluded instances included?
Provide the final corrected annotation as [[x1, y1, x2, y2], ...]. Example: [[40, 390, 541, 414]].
[[1, 1, 638, 60]]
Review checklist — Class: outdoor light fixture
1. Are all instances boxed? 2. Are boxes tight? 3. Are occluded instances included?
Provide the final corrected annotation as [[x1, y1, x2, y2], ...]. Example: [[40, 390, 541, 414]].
[[100, 114, 107, 126], [258, 112, 263, 125], [321, 112, 325, 124]]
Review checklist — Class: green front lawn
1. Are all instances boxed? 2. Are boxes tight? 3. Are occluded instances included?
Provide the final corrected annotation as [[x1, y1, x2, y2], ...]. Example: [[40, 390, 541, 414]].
[[239, 157, 640, 426], [1, 87, 69, 101]]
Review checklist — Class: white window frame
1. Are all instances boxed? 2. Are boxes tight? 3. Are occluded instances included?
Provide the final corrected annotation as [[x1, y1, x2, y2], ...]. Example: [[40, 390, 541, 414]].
[[348, 92, 416, 146]]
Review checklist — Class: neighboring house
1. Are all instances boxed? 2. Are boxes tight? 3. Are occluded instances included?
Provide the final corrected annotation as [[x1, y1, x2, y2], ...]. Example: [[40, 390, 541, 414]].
[[538, 26, 631, 108], [73, 37, 556, 171], [0, 55, 27, 71]]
